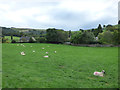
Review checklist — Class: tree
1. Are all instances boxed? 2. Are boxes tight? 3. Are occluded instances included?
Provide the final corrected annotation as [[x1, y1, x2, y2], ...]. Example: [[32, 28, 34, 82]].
[[91, 29, 94, 32], [11, 35, 13, 40], [103, 25, 106, 28], [98, 31, 113, 44], [46, 28, 68, 43], [97, 24, 103, 33], [113, 30, 119, 44], [106, 25, 114, 32], [36, 37, 46, 43], [68, 30, 71, 38], [93, 29, 99, 37], [118, 20, 120, 24], [71, 31, 95, 44], [20, 32, 24, 37]]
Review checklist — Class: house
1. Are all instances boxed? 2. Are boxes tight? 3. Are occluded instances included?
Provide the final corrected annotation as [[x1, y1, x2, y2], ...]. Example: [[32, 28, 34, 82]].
[[20, 36, 36, 42], [20, 36, 30, 42]]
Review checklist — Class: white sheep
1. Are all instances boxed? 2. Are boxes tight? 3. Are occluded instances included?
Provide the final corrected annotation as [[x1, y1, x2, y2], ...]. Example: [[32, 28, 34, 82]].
[[21, 52, 25, 56], [46, 52, 48, 54], [93, 70, 105, 77], [33, 50, 35, 52], [30, 46, 32, 47], [42, 48, 44, 49], [54, 51, 56, 53], [43, 55, 49, 58]]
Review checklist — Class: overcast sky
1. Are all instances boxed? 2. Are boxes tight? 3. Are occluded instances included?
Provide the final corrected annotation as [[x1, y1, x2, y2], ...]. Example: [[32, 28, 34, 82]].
[[0, 0, 118, 31]]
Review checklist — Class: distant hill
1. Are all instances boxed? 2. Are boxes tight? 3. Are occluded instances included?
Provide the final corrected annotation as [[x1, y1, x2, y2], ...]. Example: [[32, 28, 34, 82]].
[[0, 26, 46, 37]]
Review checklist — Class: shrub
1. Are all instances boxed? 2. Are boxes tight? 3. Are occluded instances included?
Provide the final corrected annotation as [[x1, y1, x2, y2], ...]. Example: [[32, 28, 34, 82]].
[[2, 38, 9, 43], [36, 37, 46, 43], [71, 31, 95, 44], [98, 31, 113, 44], [11, 40, 16, 43], [46, 28, 68, 43]]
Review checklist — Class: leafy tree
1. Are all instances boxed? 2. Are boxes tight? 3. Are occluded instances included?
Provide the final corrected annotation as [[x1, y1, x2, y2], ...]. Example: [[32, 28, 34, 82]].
[[36, 37, 46, 43], [69, 30, 71, 38], [113, 30, 119, 44], [106, 25, 114, 32], [98, 31, 113, 44], [118, 20, 120, 24], [46, 28, 68, 43], [20, 32, 24, 37], [91, 29, 94, 32], [93, 29, 99, 37], [71, 32, 82, 44], [97, 24, 103, 33], [11, 35, 13, 40], [71, 31, 95, 44]]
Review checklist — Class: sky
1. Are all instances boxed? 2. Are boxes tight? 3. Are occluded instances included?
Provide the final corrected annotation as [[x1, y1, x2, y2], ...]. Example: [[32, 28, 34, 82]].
[[0, 0, 119, 31]]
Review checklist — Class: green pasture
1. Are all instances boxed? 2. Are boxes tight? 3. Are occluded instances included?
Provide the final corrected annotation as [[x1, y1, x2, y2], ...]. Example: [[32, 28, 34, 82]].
[[4, 36, 20, 42], [2, 43, 118, 88]]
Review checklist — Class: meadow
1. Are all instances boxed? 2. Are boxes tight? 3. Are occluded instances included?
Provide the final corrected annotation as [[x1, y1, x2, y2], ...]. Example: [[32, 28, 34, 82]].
[[4, 36, 20, 42], [2, 43, 118, 88]]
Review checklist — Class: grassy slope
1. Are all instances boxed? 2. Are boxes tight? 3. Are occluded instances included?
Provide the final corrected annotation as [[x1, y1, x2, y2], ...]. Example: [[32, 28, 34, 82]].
[[2, 43, 118, 88]]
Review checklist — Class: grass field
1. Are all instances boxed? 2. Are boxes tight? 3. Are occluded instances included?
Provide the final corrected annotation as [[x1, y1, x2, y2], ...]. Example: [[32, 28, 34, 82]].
[[4, 36, 20, 42], [2, 43, 118, 88]]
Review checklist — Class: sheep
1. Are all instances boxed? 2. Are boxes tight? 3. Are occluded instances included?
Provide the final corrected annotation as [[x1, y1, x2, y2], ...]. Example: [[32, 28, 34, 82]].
[[54, 51, 56, 53], [21, 52, 25, 56], [93, 70, 105, 77], [33, 50, 35, 52], [42, 48, 44, 49], [43, 55, 49, 58], [46, 52, 48, 54], [30, 46, 32, 47]]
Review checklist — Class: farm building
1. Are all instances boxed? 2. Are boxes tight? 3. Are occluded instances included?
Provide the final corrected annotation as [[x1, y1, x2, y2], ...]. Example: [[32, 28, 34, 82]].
[[20, 36, 36, 42]]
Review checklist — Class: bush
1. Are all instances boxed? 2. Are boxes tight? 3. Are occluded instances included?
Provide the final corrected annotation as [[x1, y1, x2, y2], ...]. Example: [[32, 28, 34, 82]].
[[11, 40, 16, 43], [113, 30, 119, 45], [46, 28, 68, 43], [98, 31, 113, 44], [2, 38, 9, 43], [71, 31, 95, 44], [36, 37, 46, 43]]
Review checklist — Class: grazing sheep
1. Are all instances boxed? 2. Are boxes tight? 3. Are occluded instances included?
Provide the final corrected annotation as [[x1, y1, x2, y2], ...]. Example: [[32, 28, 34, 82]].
[[21, 52, 25, 56], [93, 70, 105, 77], [44, 55, 49, 58], [33, 50, 35, 52], [30, 46, 32, 47], [46, 52, 48, 54], [42, 48, 44, 49], [54, 51, 56, 53]]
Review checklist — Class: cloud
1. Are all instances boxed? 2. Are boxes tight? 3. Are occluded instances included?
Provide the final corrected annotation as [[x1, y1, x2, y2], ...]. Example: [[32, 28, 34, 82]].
[[0, 0, 118, 31]]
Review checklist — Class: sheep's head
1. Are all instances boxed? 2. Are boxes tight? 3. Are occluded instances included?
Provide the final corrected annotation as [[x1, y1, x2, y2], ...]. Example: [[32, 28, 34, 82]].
[[102, 70, 105, 74]]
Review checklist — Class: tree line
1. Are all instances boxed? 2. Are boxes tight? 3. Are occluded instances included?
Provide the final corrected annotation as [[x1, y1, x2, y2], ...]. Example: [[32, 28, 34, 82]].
[[1, 24, 120, 45]]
